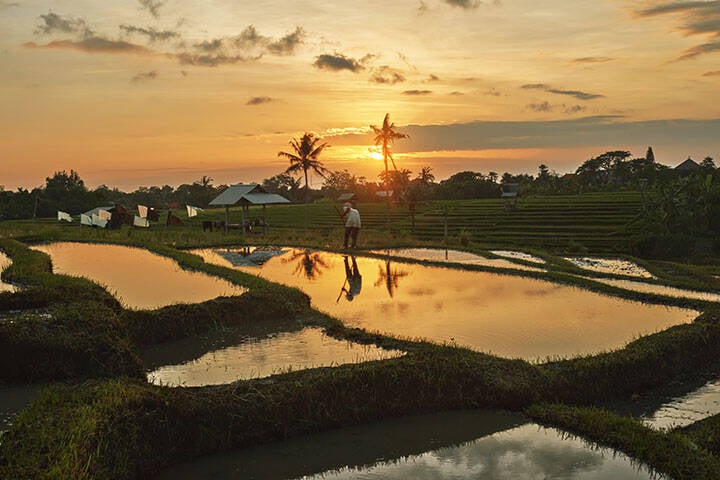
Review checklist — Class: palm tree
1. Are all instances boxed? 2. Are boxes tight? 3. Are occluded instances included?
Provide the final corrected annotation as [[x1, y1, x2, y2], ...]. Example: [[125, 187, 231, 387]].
[[278, 133, 330, 232], [371, 113, 408, 229]]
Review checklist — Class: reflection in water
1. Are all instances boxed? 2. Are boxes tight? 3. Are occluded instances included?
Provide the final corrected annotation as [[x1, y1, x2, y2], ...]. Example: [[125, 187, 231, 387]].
[[0, 251, 17, 292], [33, 243, 246, 310], [194, 248, 697, 361], [643, 379, 720, 430], [374, 258, 409, 298], [592, 278, 720, 303], [370, 248, 544, 272], [155, 410, 663, 480], [490, 250, 546, 264], [284, 249, 329, 280], [338, 256, 362, 302], [0, 383, 46, 430], [145, 328, 403, 387], [566, 257, 654, 278]]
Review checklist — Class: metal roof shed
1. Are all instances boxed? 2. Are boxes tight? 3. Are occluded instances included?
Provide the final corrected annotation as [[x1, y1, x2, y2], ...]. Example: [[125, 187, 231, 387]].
[[209, 184, 290, 233]]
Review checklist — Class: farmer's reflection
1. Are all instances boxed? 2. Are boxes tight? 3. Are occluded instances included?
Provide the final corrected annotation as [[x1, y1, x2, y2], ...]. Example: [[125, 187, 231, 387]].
[[375, 258, 409, 298], [338, 255, 362, 302]]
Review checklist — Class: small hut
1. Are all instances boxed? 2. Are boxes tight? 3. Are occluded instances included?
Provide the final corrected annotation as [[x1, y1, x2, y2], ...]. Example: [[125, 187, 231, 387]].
[[209, 184, 290, 233], [675, 157, 700, 176], [500, 183, 520, 209]]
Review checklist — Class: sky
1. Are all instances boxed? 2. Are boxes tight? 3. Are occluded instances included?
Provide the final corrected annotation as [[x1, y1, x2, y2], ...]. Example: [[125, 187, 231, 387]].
[[1, 0, 719, 191]]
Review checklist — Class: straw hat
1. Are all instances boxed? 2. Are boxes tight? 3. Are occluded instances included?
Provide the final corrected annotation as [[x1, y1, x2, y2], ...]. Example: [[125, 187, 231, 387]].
[[343, 202, 352, 209]]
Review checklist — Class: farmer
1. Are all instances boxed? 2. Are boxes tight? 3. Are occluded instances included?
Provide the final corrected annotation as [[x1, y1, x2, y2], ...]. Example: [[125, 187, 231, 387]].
[[340, 255, 362, 301], [341, 202, 361, 249]]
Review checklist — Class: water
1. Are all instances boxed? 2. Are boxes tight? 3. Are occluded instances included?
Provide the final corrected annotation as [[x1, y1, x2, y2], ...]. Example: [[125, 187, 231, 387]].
[[642, 379, 720, 430], [565, 257, 654, 279], [144, 327, 404, 387], [491, 250, 546, 264], [0, 382, 46, 430], [0, 251, 17, 293], [592, 278, 720, 303], [195, 248, 696, 361], [370, 247, 544, 272], [155, 410, 664, 480], [32, 242, 246, 309]]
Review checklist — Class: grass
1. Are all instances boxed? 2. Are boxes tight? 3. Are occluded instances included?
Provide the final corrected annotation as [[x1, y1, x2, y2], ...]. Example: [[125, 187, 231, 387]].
[[2, 193, 720, 478]]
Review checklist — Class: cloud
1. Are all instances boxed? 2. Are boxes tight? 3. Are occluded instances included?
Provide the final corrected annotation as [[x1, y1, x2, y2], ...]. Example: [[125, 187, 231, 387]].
[[521, 83, 604, 100], [564, 105, 586, 114], [403, 89, 432, 95], [35, 12, 93, 37], [175, 52, 259, 66], [131, 70, 158, 82], [426, 74, 440, 82], [703, 70, 720, 76], [573, 56, 613, 63], [246, 96, 273, 105], [635, 1, 720, 60], [24, 37, 150, 55], [450, 91, 464, 95], [194, 38, 224, 52], [266, 26, 304, 55], [527, 101, 553, 112], [444, 0, 481, 9], [370, 66, 406, 84], [418, 1, 429, 14], [232, 25, 267, 49], [678, 40, 720, 60], [0, 1, 19, 9], [313, 53, 366, 72], [139, 0, 165, 18], [119, 24, 179, 42]]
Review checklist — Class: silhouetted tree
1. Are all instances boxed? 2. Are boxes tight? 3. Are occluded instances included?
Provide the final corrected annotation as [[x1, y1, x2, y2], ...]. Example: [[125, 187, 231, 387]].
[[278, 132, 330, 232], [371, 113, 408, 228]]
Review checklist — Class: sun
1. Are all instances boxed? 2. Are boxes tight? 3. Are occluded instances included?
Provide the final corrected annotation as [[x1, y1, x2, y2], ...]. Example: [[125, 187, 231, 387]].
[[368, 147, 384, 161]]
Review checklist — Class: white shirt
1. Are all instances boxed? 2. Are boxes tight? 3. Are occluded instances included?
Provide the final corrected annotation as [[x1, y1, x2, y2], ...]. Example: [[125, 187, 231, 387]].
[[345, 208, 361, 228]]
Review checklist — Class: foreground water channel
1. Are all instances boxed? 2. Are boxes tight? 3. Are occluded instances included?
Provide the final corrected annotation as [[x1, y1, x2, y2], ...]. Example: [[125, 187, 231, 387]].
[[157, 409, 666, 480]]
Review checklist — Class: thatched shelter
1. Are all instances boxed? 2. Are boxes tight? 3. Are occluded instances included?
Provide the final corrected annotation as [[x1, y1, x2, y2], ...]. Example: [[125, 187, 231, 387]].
[[209, 184, 290, 233]]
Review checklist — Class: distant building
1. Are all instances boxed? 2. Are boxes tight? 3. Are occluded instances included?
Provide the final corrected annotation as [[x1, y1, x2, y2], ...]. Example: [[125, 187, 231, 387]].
[[675, 157, 700, 175]]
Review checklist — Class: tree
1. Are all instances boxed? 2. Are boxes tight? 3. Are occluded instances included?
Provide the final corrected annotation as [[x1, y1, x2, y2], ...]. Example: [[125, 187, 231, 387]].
[[646, 146, 655, 163], [278, 132, 330, 232], [263, 172, 302, 202], [370, 113, 408, 228]]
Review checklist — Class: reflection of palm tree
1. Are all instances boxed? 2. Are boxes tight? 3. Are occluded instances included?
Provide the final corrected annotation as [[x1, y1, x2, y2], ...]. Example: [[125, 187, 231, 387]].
[[278, 133, 330, 233], [283, 249, 330, 280], [374, 258, 409, 298]]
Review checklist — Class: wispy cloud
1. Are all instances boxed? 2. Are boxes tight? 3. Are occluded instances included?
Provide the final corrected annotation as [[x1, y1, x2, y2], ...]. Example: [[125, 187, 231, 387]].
[[139, 0, 165, 18], [175, 52, 259, 66], [35, 12, 93, 37], [131, 70, 158, 83], [24, 37, 150, 55], [521, 83, 604, 100], [703, 70, 720, 76], [370, 66, 406, 84], [0, 1, 19, 9], [635, 1, 720, 60], [246, 96, 273, 106], [313, 53, 367, 72], [527, 101, 553, 112], [444, 0, 481, 9], [120, 24, 179, 43], [573, 56, 613, 63], [266, 27, 304, 55], [403, 89, 432, 95]]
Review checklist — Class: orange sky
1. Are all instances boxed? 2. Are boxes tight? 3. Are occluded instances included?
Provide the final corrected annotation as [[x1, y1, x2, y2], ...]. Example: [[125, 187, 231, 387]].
[[1, 1, 719, 190]]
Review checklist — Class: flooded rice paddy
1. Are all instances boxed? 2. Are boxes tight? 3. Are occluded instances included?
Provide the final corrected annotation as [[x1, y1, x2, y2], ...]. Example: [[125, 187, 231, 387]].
[[592, 278, 720, 303], [144, 327, 404, 387], [565, 257, 654, 278], [0, 251, 16, 293], [32, 242, 246, 309], [490, 250, 546, 264], [195, 247, 697, 361], [156, 409, 665, 480], [642, 379, 720, 430], [369, 247, 544, 271]]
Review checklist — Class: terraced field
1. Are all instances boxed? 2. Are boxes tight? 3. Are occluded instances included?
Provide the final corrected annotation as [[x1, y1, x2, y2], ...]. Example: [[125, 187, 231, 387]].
[[212, 191, 644, 253]]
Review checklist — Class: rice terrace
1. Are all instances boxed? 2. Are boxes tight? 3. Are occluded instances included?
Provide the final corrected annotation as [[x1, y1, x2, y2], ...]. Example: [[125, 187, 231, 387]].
[[3, 162, 720, 479], [4, 2, 720, 478]]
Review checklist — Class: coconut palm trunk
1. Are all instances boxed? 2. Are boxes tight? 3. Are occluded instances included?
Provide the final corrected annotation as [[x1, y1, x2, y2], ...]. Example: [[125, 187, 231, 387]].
[[371, 114, 408, 232]]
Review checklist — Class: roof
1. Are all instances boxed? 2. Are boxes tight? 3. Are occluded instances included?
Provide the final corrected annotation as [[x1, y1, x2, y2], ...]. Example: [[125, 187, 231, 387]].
[[82, 206, 114, 217], [337, 193, 356, 202], [675, 158, 700, 171], [209, 184, 290, 206]]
